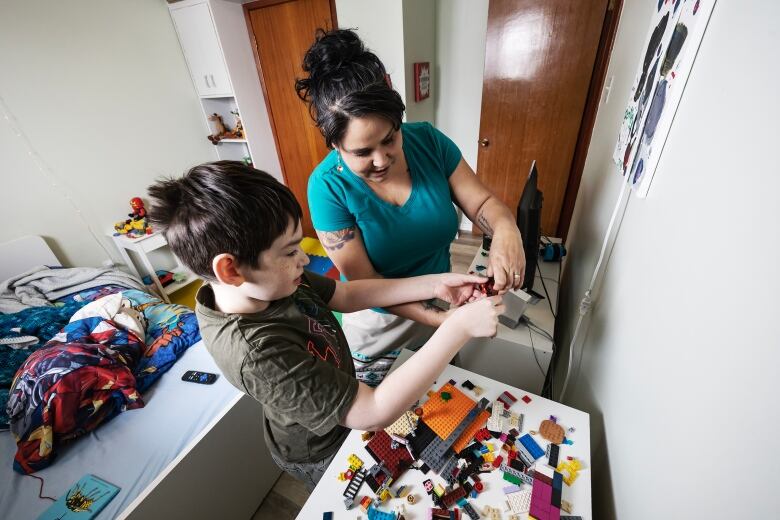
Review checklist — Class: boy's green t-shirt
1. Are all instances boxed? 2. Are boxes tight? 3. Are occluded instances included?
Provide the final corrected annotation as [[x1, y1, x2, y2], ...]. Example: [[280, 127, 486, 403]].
[[195, 271, 358, 463]]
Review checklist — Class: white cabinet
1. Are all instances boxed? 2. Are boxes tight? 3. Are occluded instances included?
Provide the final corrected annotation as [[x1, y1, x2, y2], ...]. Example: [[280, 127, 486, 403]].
[[170, 1, 232, 97]]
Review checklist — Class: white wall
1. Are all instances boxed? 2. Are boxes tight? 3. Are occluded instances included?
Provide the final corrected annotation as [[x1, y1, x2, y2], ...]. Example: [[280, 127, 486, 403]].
[[558, 1, 780, 518], [335, 0, 407, 104], [435, 0, 489, 230], [0, 0, 216, 268], [402, 0, 436, 123]]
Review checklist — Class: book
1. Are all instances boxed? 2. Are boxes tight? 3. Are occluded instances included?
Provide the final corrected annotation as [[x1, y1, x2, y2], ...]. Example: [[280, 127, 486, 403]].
[[37, 474, 120, 520]]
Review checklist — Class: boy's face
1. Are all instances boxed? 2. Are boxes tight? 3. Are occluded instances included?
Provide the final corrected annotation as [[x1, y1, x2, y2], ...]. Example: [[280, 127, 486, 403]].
[[237, 219, 309, 302]]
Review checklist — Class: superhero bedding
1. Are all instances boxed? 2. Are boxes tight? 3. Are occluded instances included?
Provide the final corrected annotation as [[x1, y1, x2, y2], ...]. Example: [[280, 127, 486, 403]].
[[1, 284, 200, 474]]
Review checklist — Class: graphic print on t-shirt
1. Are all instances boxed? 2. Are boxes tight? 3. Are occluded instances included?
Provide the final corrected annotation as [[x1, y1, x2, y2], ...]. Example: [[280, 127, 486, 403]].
[[294, 287, 342, 368]]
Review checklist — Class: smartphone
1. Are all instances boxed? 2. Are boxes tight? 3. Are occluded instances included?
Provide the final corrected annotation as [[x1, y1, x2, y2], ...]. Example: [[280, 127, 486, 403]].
[[182, 370, 218, 385]]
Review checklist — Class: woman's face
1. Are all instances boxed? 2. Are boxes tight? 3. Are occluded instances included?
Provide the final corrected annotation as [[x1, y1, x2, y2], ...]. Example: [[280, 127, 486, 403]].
[[335, 115, 403, 183]]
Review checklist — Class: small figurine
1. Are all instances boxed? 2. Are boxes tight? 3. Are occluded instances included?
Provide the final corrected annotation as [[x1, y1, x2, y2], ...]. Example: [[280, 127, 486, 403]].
[[230, 109, 245, 139], [114, 197, 152, 238], [207, 113, 228, 144], [129, 197, 146, 220]]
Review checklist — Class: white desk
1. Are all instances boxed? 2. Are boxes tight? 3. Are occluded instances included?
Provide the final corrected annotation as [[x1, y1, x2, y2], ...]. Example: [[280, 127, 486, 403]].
[[298, 350, 591, 519], [458, 244, 561, 394]]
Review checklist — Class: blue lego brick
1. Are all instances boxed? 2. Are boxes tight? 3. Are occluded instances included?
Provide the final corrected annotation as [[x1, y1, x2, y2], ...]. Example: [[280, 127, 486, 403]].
[[323, 513, 333, 520], [519, 433, 545, 460], [367, 506, 397, 520]]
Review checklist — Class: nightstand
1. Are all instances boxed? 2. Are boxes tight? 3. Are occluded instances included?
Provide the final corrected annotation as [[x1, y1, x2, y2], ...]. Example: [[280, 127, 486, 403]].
[[108, 231, 197, 303]]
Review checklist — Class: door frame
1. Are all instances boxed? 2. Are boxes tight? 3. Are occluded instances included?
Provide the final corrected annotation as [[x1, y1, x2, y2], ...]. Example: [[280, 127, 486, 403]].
[[242, 0, 339, 191], [556, 0, 624, 241]]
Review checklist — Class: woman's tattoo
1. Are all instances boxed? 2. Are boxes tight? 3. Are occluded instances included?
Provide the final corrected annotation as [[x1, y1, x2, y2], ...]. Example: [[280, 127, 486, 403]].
[[421, 299, 443, 312], [476, 211, 494, 235], [321, 227, 356, 251]]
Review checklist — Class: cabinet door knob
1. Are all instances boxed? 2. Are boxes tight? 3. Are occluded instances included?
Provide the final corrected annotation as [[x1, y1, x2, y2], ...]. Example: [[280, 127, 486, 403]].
[[478, 138, 490, 147]]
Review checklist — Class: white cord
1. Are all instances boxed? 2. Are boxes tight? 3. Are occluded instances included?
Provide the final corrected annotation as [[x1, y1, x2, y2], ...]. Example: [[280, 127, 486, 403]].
[[559, 170, 632, 401], [0, 94, 115, 260]]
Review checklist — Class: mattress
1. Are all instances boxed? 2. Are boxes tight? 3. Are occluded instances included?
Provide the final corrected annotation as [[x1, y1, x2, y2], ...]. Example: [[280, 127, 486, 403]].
[[0, 340, 242, 519]]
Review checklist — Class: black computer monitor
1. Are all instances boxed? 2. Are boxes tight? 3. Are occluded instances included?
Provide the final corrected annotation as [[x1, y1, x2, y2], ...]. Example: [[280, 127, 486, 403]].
[[516, 161, 543, 292]]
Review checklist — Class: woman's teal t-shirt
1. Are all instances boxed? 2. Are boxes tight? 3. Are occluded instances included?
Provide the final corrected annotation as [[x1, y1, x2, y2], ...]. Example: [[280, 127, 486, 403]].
[[307, 122, 461, 284]]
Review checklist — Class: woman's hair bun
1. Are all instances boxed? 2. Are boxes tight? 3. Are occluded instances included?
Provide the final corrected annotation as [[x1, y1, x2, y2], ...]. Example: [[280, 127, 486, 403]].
[[295, 28, 405, 148], [296, 29, 386, 103]]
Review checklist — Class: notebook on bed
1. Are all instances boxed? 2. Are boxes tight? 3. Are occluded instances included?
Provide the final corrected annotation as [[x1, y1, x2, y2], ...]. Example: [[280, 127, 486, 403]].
[[37, 474, 119, 520]]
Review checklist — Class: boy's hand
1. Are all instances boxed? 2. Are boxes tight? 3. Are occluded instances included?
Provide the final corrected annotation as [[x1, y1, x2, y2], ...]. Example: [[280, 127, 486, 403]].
[[448, 295, 505, 338], [432, 273, 489, 307]]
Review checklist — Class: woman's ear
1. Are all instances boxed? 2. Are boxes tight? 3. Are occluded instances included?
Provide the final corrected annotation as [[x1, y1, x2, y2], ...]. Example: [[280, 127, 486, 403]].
[[212, 254, 245, 286]]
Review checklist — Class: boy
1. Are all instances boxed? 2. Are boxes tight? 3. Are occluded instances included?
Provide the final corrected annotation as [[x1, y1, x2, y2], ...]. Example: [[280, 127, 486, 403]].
[[147, 161, 504, 490]]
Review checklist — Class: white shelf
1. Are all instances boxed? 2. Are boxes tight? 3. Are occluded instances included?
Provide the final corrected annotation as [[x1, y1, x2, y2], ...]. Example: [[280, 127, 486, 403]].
[[200, 93, 235, 99], [218, 138, 246, 143], [149, 270, 198, 297]]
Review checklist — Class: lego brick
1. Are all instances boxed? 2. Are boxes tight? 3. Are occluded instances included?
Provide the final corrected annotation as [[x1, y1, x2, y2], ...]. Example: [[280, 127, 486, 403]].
[[365, 430, 413, 480], [519, 433, 545, 460], [521, 395, 532, 404], [506, 488, 532, 514], [343, 467, 367, 504], [452, 408, 490, 453], [367, 506, 398, 520], [385, 410, 419, 438], [323, 513, 333, 520], [461, 502, 481, 519], [539, 419, 566, 445], [547, 443, 560, 468], [551, 471, 563, 507], [420, 383, 477, 440]]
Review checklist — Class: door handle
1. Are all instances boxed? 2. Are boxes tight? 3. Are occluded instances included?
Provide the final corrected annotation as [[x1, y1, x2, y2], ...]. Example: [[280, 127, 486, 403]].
[[478, 138, 490, 147], [209, 74, 216, 88], [204, 74, 211, 88]]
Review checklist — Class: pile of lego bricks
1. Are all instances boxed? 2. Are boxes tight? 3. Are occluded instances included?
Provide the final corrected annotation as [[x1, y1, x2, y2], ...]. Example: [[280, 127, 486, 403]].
[[331, 378, 585, 520]]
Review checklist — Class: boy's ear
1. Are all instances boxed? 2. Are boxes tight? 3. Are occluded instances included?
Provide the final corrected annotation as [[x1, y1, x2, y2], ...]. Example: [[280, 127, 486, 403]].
[[212, 254, 245, 286]]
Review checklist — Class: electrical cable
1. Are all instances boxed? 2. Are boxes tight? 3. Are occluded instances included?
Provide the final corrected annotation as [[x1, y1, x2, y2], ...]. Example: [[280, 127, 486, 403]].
[[528, 325, 546, 378], [559, 172, 632, 401], [537, 261, 556, 319], [26, 474, 56, 502], [0, 95, 115, 261]]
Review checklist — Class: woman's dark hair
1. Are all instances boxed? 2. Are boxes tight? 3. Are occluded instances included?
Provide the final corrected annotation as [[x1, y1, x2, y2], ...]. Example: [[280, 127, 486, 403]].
[[295, 28, 405, 148], [147, 161, 302, 280]]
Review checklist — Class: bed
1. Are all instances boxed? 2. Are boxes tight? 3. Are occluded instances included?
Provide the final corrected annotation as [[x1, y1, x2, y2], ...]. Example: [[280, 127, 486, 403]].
[[0, 236, 280, 519]]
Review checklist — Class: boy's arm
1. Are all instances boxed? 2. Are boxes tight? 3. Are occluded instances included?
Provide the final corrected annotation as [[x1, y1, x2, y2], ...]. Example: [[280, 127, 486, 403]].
[[341, 295, 504, 431], [328, 273, 487, 314], [318, 227, 468, 326]]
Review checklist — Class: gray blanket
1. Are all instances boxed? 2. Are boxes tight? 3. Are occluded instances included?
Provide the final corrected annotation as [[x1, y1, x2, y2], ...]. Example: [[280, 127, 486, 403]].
[[0, 266, 147, 314]]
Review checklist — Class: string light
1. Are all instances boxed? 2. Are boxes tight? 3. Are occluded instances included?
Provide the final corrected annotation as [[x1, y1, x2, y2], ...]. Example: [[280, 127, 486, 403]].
[[0, 94, 115, 260]]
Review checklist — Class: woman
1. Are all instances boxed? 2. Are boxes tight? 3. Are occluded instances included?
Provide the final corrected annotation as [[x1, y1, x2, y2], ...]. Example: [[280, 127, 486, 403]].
[[298, 29, 525, 385]]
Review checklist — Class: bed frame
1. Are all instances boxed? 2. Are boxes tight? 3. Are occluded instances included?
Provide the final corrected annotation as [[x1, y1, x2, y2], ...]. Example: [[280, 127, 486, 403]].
[[0, 236, 280, 519]]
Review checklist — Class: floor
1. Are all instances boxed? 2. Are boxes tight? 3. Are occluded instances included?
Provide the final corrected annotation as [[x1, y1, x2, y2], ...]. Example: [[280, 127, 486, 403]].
[[250, 232, 482, 520]]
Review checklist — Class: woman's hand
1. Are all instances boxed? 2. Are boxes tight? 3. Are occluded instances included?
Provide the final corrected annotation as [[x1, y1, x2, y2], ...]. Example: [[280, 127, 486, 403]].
[[488, 223, 526, 293], [431, 273, 488, 307]]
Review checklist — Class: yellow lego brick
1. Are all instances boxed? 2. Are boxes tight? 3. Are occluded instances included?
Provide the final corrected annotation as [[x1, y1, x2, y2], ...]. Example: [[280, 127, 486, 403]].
[[300, 237, 328, 257], [348, 454, 364, 470], [379, 489, 391, 502]]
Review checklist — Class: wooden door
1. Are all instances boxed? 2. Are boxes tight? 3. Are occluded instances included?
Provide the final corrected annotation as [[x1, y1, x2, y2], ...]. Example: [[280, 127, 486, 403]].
[[244, 0, 336, 237], [477, 0, 610, 236]]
